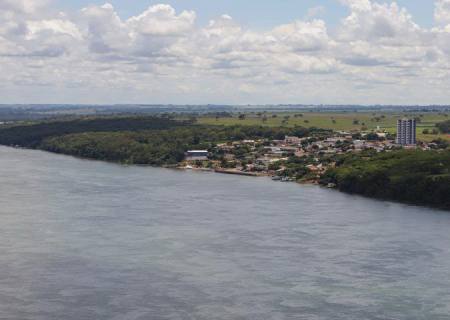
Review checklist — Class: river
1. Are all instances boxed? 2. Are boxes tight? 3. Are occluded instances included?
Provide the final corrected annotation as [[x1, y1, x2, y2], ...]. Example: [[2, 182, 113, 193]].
[[0, 146, 449, 320]]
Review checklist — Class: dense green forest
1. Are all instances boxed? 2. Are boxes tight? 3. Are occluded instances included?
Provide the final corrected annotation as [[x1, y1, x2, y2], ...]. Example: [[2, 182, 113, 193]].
[[0, 117, 317, 165], [321, 150, 450, 209], [0, 116, 190, 148], [437, 120, 450, 133]]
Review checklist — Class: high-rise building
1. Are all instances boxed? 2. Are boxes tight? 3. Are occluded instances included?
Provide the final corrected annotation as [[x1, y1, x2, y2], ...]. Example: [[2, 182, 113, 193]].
[[396, 118, 416, 145]]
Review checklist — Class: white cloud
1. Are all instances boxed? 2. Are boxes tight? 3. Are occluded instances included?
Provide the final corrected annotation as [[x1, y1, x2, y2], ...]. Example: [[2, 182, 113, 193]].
[[435, 0, 450, 26], [81, 3, 130, 54], [339, 0, 372, 11], [0, 0, 49, 14], [338, 1, 423, 45], [127, 4, 195, 36], [26, 19, 82, 40], [271, 20, 331, 52], [0, 1, 449, 105]]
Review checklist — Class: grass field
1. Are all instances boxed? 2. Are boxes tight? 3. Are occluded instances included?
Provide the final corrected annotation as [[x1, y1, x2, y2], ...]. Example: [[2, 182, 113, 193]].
[[197, 112, 450, 142]]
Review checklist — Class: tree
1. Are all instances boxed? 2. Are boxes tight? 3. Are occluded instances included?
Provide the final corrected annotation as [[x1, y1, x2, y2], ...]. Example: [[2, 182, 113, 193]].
[[437, 120, 450, 133], [365, 133, 379, 141]]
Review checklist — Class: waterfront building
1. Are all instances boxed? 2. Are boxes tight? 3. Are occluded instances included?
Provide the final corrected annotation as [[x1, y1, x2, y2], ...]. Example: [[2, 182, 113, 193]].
[[396, 119, 417, 145], [185, 150, 209, 161]]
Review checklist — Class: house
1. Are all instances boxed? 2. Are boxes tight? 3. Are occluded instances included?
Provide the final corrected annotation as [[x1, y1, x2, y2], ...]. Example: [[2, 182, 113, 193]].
[[353, 140, 365, 150], [185, 150, 209, 161], [285, 136, 301, 145], [295, 149, 306, 157]]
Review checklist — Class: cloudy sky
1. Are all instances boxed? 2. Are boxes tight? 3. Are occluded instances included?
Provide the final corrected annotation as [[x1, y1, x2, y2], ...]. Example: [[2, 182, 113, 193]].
[[1, 0, 450, 105]]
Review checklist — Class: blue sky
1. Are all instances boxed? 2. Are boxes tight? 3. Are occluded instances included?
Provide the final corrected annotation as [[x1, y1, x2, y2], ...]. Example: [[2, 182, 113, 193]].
[[56, 0, 435, 29]]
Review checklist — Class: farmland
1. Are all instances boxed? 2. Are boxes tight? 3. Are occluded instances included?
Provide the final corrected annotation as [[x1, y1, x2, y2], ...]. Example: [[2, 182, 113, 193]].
[[197, 112, 450, 142]]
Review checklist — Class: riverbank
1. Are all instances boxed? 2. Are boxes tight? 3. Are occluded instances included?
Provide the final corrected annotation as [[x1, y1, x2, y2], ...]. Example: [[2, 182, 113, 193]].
[[2, 144, 449, 210], [0, 115, 448, 210], [321, 149, 450, 210]]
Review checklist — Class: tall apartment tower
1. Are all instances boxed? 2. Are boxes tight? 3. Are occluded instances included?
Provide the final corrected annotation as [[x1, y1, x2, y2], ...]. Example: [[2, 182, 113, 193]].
[[396, 118, 417, 145]]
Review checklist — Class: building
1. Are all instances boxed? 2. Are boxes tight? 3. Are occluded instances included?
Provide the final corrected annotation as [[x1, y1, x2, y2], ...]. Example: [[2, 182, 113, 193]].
[[396, 119, 416, 145], [185, 150, 209, 161], [285, 136, 301, 145]]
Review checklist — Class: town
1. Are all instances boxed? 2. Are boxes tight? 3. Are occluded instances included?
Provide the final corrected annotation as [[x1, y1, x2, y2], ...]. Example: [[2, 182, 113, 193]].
[[183, 118, 449, 183]]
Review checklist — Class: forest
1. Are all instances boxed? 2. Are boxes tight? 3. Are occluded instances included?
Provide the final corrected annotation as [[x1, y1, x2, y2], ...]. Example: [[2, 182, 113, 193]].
[[321, 150, 450, 209], [0, 116, 190, 148]]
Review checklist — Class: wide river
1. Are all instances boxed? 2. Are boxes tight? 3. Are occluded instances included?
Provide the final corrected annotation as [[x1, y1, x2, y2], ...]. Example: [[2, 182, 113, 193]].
[[1, 146, 450, 320]]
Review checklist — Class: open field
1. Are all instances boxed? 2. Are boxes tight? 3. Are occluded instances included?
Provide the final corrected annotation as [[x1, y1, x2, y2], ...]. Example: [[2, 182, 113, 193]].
[[197, 112, 450, 142]]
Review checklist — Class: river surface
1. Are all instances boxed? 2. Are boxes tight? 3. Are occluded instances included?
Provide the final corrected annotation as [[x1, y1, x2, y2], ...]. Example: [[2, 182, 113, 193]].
[[1, 146, 450, 320]]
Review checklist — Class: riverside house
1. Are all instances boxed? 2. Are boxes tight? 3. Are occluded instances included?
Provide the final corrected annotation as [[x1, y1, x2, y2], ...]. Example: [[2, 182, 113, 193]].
[[185, 150, 209, 161]]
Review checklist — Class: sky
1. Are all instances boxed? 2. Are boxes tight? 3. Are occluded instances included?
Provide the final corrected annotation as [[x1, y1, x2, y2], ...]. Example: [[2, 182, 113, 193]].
[[0, 0, 449, 105], [55, 0, 434, 29]]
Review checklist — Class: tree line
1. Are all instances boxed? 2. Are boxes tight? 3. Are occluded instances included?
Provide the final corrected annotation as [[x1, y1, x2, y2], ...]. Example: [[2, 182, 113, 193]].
[[0, 116, 191, 148], [0, 116, 320, 165], [321, 150, 450, 209]]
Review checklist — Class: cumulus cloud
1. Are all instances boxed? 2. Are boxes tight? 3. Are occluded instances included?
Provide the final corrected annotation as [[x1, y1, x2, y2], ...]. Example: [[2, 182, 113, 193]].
[[0, 0, 450, 105], [339, 0, 372, 11], [435, 0, 450, 26], [0, 0, 49, 14], [80, 3, 196, 58], [338, 1, 423, 45], [127, 4, 195, 36], [271, 20, 331, 52], [81, 3, 130, 54]]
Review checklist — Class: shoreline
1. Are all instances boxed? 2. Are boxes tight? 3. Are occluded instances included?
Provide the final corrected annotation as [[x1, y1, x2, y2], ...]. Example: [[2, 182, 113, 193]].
[[1, 145, 448, 211]]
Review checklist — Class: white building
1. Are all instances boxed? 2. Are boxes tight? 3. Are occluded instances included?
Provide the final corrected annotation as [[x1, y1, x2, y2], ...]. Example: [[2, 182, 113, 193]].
[[396, 119, 416, 145], [185, 150, 209, 161]]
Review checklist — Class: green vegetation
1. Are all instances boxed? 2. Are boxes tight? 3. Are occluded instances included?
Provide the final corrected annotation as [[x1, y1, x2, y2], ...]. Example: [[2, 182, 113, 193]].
[[437, 120, 450, 134], [198, 112, 450, 142], [0, 116, 189, 148], [321, 150, 450, 209], [0, 116, 315, 165], [42, 125, 317, 165]]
